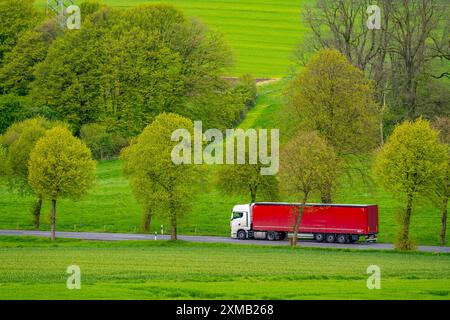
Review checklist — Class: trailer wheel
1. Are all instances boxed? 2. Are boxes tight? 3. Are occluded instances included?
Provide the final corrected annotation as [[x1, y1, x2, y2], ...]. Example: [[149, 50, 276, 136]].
[[337, 234, 348, 244], [325, 233, 336, 243], [237, 230, 246, 240], [278, 232, 287, 240], [314, 233, 325, 242], [267, 232, 276, 241]]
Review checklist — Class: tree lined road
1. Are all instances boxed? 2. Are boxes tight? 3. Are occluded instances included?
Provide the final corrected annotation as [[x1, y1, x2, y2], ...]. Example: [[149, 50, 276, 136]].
[[0, 229, 449, 253]]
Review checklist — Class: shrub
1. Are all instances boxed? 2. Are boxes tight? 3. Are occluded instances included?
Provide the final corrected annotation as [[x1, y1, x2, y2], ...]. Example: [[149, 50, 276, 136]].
[[0, 94, 30, 134], [80, 123, 127, 160], [234, 74, 257, 109]]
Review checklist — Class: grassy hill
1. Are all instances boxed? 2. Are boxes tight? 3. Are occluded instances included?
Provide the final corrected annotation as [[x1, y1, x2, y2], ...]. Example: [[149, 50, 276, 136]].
[[0, 81, 448, 246], [35, 0, 312, 77], [0, 237, 449, 299]]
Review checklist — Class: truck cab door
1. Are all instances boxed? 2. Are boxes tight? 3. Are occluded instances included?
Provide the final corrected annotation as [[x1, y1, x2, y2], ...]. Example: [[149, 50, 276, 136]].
[[231, 211, 248, 232]]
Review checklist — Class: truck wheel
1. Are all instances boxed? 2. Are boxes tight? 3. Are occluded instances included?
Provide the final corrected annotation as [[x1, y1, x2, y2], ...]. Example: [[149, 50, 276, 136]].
[[314, 233, 325, 242], [237, 230, 246, 240], [325, 233, 336, 243], [337, 234, 347, 244], [267, 232, 276, 241]]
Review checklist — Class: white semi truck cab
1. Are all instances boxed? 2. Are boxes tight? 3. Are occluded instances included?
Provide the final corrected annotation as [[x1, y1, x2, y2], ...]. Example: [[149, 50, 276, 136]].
[[230, 204, 251, 239]]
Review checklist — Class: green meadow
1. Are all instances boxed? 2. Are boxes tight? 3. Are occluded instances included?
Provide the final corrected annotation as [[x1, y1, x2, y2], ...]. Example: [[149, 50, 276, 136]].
[[35, 0, 312, 77], [0, 237, 449, 300], [0, 82, 447, 246]]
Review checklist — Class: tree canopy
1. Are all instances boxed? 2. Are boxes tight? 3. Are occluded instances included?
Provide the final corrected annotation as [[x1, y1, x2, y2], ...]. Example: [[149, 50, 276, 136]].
[[28, 126, 96, 201], [0, 19, 59, 96], [30, 5, 235, 135], [287, 49, 381, 155], [0, 0, 37, 65], [0, 117, 57, 193]]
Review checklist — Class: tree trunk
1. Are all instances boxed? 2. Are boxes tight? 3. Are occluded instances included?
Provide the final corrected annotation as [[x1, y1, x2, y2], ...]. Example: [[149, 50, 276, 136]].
[[379, 120, 384, 146], [407, 90, 416, 119], [170, 215, 177, 241], [51, 199, 56, 241], [441, 196, 448, 245], [406, 71, 417, 119], [380, 93, 386, 146], [250, 185, 257, 203], [142, 207, 152, 233], [399, 194, 413, 249], [320, 183, 332, 204], [291, 193, 308, 247], [31, 195, 43, 230]]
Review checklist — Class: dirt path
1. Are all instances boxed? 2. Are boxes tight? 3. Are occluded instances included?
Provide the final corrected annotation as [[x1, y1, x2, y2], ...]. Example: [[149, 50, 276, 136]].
[[222, 77, 281, 86]]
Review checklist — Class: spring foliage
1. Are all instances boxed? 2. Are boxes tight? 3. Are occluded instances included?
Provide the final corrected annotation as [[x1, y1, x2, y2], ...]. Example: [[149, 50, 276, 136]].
[[0, 0, 37, 65], [121, 113, 201, 239], [374, 119, 447, 202], [280, 131, 338, 200], [28, 126, 96, 201], [29, 4, 238, 135], [287, 49, 381, 155], [0, 117, 57, 193], [0, 19, 59, 96], [373, 119, 447, 249]]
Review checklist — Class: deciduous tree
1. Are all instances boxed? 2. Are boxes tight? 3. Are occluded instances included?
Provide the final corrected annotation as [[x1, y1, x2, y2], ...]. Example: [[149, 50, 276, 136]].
[[28, 126, 96, 240], [373, 118, 447, 250], [287, 49, 381, 202], [387, 0, 448, 119], [432, 117, 450, 244], [301, 0, 449, 123], [0, 117, 58, 228], [30, 5, 233, 135], [121, 113, 201, 240], [279, 131, 338, 246]]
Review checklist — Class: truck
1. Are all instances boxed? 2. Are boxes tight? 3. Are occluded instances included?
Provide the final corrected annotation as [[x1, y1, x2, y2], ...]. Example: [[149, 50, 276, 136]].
[[230, 202, 379, 243]]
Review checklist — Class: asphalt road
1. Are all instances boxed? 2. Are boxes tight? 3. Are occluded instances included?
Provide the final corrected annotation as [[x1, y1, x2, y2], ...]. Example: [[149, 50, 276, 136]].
[[1, 229, 449, 253]]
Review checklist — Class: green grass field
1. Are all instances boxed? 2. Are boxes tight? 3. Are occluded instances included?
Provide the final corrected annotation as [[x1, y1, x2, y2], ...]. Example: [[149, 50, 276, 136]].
[[34, 0, 312, 77], [0, 237, 449, 299], [0, 81, 448, 246]]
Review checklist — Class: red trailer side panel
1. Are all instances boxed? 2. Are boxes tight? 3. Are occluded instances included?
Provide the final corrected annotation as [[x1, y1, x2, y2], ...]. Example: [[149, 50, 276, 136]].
[[252, 203, 378, 235]]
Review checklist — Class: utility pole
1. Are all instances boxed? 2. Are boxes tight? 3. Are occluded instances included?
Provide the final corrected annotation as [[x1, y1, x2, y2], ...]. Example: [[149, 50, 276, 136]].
[[46, 0, 75, 30]]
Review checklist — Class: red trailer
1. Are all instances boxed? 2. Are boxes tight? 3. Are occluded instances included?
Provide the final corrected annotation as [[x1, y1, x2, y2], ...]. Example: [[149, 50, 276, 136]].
[[230, 202, 378, 243]]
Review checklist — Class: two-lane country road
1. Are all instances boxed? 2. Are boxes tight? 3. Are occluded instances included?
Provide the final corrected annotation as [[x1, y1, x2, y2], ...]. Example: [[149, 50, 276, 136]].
[[1, 229, 449, 253]]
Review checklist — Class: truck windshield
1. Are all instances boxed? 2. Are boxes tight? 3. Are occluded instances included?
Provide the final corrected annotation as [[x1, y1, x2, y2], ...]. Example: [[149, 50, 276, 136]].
[[232, 212, 244, 220]]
